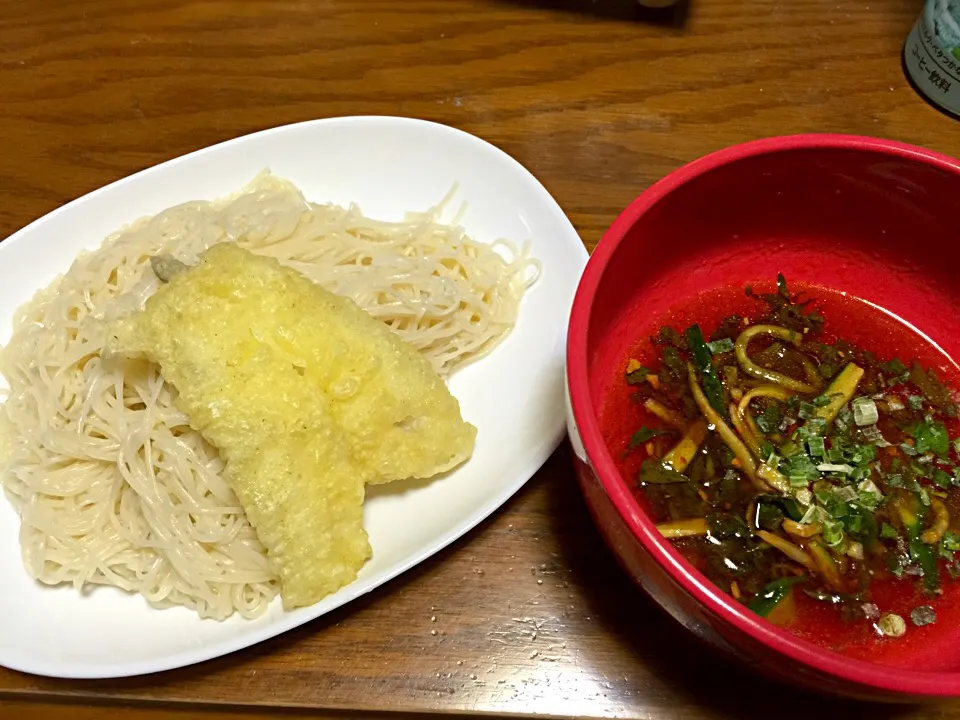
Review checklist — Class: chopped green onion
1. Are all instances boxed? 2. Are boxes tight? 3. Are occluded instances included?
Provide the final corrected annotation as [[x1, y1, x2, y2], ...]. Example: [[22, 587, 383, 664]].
[[755, 402, 784, 434], [785, 455, 820, 484], [848, 443, 876, 465], [706, 337, 734, 354], [953, 438, 960, 456], [798, 402, 816, 420], [858, 478, 883, 500], [799, 504, 827, 525], [852, 397, 879, 426], [900, 443, 918, 457], [881, 523, 898, 539], [817, 462, 855, 475], [822, 519, 845, 548], [857, 489, 881, 510], [807, 437, 826, 457], [908, 395, 924, 410], [933, 468, 952, 489], [860, 424, 890, 447], [794, 488, 813, 506], [846, 514, 863, 534], [780, 441, 802, 458], [835, 406, 854, 430], [796, 417, 827, 438], [835, 486, 858, 503]]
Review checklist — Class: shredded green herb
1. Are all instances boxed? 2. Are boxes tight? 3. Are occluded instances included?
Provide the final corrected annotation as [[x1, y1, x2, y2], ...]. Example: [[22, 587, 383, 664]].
[[749, 577, 805, 617], [912, 419, 950, 457], [639, 459, 690, 485], [629, 426, 675, 449], [626, 366, 652, 385], [685, 324, 726, 418]]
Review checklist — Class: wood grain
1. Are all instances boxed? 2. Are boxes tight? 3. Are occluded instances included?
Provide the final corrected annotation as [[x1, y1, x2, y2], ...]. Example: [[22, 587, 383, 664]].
[[2, 0, 960, 718]]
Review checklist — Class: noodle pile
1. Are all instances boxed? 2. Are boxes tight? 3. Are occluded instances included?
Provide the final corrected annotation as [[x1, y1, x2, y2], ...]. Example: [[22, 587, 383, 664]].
[[0, 173, 539, 620]]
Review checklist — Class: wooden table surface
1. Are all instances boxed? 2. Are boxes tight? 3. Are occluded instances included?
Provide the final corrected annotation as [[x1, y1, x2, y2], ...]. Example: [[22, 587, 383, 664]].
[[2, 0, 960, 718]]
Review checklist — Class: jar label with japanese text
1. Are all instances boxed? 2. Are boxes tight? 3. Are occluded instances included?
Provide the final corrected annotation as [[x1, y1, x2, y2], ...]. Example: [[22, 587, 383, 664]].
[[904, 0, 960, 116]]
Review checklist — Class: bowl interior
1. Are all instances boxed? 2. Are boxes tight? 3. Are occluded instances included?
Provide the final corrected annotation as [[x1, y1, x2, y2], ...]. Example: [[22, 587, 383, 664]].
[[582, 140, 960, 683]]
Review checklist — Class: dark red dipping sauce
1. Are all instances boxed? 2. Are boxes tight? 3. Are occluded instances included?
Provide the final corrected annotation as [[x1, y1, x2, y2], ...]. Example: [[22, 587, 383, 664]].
[[599, 278, 960, 665]]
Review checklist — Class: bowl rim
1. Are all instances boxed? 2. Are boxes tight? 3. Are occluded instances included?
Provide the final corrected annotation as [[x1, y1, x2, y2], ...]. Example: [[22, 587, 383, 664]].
[[567, 133, 960, 697]]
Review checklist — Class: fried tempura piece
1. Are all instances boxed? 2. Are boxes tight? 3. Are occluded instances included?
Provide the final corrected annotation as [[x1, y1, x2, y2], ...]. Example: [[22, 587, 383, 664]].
[[112, 242, 476, 609], [114, 294, 371, 608], [136, 243, 475, 482]]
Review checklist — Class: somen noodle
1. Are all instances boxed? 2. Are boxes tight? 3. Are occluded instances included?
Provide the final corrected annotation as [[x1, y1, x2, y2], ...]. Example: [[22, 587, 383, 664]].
[[0, 173, 539, 619]]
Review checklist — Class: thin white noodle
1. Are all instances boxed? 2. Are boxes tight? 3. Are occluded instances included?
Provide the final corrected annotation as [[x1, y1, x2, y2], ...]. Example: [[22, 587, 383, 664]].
[[0, 172, 538, 619]]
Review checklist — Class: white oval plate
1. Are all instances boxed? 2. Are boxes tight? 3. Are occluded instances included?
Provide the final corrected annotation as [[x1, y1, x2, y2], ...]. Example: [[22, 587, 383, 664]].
[[0, 117, 587, 679]]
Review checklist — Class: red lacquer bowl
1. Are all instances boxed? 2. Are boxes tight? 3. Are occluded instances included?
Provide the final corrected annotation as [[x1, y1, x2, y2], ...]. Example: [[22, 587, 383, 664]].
[[565, 135, 960, 701]]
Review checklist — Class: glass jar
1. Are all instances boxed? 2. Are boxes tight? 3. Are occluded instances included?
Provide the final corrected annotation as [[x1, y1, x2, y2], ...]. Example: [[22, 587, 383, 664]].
[[904, 1, 960, 117]]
